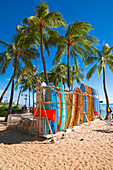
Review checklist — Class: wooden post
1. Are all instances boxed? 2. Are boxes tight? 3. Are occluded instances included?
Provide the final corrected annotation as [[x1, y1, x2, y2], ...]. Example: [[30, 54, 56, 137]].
[[29, 103, 39, 134], [77, 110, 80, 125], [41, 97, 55, 143], [77, 94, 81, 125], [84, 113, 90, 126]]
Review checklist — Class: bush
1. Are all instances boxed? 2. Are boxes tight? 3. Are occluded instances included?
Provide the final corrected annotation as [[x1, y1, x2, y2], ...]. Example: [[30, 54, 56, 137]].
[[0, 106, 22, 117], [12, 106, 21, 114]]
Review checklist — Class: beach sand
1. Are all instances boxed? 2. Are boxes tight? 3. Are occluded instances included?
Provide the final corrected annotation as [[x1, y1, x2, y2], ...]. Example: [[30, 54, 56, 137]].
[[0, 117, 113, 170]]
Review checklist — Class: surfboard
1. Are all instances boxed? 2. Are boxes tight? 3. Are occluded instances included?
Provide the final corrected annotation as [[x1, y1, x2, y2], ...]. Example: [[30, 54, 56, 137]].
[[74, 88, 82, 126], [88, 87, 94, 121], [45, 85, 51, 110], [85, 85, 91, 122], [80, 83, 87, 122], [79, 89, 84, 124], [58, 82, 67, 131], [57, 88, 62, 132], [69, 90, 76, 127], [96, 89, 100, 118], [49, 83, 58, 134], [65, 94, 72, 129], [91, 87, 99, 119]]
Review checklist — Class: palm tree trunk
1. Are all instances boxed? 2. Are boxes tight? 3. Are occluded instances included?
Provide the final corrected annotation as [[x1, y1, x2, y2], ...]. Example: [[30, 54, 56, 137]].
[[17, 86, 22, 106], [71, 75, 73, 91], [33, 88, 34, 113], [67, 45, 70, 89], [0, 75, 13, 103], [5, 56, 18, 122], [29, 87, 31, 110], [103, 67, 109, 119], [40, 25, 49, 84]]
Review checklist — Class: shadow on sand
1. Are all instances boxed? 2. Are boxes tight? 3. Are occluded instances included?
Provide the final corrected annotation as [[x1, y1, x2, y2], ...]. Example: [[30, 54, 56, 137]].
[[0, 119, 7, 126], [0, 120, 48, 145], [93, 129, 113, 133]]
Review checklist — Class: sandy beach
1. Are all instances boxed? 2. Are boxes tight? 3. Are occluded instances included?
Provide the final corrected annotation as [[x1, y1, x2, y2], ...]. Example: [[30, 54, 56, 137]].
[[0, 117, 113, 170]]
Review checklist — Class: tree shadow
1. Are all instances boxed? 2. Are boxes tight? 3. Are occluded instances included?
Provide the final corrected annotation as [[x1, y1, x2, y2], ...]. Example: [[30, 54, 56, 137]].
[[0, 128, 48, 145], [0, 119, 48, 145], [93, 129, 113, 133]]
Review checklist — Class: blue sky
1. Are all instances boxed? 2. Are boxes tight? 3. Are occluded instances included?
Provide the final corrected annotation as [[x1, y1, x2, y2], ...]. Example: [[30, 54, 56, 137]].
[[0, 0, 113, 105]]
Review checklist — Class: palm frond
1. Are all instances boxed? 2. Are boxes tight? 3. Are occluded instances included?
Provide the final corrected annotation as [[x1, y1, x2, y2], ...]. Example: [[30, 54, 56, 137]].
[[0, 40, 10, 47], [35, 2, 49, 18], [97, 62, 102, 77], [86, 63, 98, 80], [53, 42, 67, 64], [44, 11, 67, 28], [106, 46, 113, 55], [84, 56, 99, 66]]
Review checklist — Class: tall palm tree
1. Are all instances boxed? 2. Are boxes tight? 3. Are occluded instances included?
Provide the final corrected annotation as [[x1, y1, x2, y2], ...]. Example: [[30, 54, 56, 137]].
[[85, 44, 113, 119], [53, 21, 98, 89], [0, 35, 39, 121], [17, 1, 67, 84]]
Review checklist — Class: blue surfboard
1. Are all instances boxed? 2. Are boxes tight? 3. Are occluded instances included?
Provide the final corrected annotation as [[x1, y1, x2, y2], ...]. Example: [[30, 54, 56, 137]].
[[91, 87, 99, 118], [80, 83, 87, 122], [58, 82, 67, 131], [96, 89, 100, 118]]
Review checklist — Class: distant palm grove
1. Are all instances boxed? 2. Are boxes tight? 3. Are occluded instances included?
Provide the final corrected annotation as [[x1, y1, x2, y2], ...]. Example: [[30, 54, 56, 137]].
[[0, 1, 113, 121]]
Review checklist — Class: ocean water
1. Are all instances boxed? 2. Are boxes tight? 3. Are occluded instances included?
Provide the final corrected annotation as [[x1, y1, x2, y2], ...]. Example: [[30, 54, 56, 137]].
[[100, 103, 113, 118]]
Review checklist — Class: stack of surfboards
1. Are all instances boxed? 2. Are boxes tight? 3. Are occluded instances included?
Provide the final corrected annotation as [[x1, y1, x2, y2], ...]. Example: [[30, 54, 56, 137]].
[[35, 82, 99, 135]]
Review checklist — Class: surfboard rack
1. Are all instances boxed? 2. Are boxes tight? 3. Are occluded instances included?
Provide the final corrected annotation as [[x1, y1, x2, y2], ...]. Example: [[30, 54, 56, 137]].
[[29, 85, 55, 143]]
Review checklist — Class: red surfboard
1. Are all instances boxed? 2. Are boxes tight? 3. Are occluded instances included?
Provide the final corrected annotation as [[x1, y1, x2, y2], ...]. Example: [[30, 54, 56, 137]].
[[33, 108, 56, 122]]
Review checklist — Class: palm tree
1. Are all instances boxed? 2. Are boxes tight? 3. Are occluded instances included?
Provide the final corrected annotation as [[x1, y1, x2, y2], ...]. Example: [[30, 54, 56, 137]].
[[85, 44, 113, 119], [70, 64, 84, 90], [15, 65, 39, 110], [17, 1, 67, 84], [48, 63, 68, 86], [0, 35, 39, 121], [53, 21, 98, 89]]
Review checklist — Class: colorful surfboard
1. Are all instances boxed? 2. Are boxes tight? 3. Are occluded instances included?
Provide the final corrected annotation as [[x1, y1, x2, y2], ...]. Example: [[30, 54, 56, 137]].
[[91, 88, 99, 118], [85, 86, 92, 122], [57, 88, 62, 132], [80, 83, 87, 122], [70, 88, 81, 126], [79, 89, 84, 124], [89, 87, 94, 121], [65, 94, 72, 129], [58, 82, 67, 131], [96, 89, 100, 118], [74, 88, 82, 126]]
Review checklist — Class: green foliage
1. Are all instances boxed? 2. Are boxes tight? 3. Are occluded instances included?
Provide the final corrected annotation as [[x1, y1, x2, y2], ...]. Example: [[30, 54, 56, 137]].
[[86, 44, 113, 80], [0, 106, 21, 117]]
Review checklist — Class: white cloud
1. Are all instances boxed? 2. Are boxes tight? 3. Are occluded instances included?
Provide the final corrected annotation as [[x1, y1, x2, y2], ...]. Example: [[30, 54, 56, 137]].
[[105, 43, 110, 48], [6, 78, 10, 81]]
